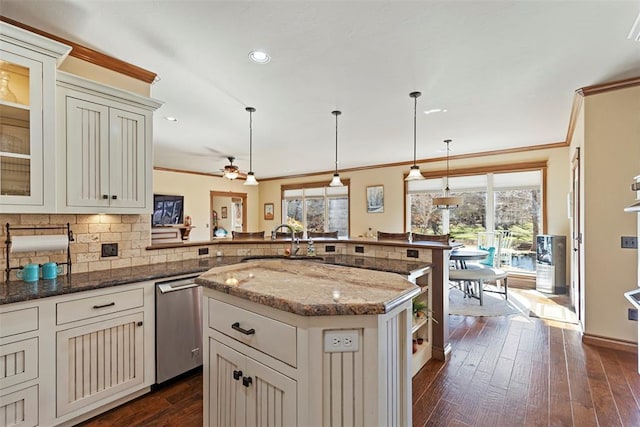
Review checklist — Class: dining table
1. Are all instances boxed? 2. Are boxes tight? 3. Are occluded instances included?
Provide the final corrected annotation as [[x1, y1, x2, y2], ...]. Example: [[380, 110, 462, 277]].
[[450, 248, 489, 269]]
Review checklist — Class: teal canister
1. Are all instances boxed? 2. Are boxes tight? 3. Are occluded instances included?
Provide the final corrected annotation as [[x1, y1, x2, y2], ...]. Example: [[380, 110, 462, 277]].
[[17, 263, 39, 282], [41, 262, 62, 279]]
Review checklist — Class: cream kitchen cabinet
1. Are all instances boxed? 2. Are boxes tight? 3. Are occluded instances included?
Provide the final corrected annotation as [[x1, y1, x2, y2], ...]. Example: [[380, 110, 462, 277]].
[[0, 305, 40, 427], [56, 72, 162, 214], [53, 284, 152, 422], [0, 21, 70, 213]]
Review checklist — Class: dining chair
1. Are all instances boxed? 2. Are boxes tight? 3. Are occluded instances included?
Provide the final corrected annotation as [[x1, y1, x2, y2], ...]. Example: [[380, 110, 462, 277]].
[[231, 231, 265, 239], [307, 231, 338, 238], [449, 231, 509, 305], [411, 233, 450, 243], [376, 231, 410, 241], [273, 231, 304, 239]]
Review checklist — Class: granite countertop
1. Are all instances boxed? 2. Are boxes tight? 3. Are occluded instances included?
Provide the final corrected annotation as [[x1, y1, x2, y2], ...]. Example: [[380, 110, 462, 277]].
[[1, 255, 430, 306], [196, 259, 421, 316]]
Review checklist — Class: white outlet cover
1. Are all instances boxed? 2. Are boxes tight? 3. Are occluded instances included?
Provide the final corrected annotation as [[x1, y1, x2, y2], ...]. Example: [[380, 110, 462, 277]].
[[323, 330, 359, 353]]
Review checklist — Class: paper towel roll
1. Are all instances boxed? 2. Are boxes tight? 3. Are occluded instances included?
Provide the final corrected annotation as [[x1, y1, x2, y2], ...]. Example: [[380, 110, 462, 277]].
[[10, 235, 69, 253]]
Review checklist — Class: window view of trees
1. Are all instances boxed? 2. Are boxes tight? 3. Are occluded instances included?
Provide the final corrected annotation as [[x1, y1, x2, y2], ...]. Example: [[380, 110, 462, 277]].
[[408, 170, 542, 273], [282, 184, 349, 237]]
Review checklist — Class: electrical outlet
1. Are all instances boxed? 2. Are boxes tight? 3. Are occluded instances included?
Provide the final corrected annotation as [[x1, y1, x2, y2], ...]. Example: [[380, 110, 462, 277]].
[[325, 245, 336, 253], [355, 246, 364, 254], [621, 236, 638, 249], [324, 330, 359, 352], [101, 243, 118, 257], [198, 248, 209, 256], [407, 249, 419, 258], [629, 308, 638, 321]]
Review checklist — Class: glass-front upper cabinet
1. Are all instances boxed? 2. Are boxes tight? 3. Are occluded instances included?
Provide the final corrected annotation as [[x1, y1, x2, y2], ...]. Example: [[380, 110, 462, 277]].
[[0, 22, 70, 212]]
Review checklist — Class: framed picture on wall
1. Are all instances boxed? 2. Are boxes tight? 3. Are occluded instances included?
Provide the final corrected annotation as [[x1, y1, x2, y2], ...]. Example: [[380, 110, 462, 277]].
[[366, 185, 384, 213], [264, 203, 274, 220], [221, 206, 228, 218]]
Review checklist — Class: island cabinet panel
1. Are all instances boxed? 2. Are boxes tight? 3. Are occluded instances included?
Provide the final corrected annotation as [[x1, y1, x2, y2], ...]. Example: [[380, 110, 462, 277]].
[[209, 338, 296, 427], [203, 287, 414, 427]]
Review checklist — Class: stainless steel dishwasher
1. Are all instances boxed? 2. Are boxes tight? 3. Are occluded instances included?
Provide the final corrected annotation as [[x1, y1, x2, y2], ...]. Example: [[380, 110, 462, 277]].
[[155, 275, 203, 383]]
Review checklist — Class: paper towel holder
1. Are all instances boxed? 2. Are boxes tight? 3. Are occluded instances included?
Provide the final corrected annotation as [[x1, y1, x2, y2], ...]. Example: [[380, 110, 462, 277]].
[[4, 223, 74, 282]]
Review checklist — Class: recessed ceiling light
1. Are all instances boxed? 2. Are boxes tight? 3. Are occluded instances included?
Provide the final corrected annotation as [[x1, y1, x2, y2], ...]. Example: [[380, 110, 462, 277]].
[[424, 108, 448, 115], [164, 116, 178, 122], [248, 50, 271, 64]]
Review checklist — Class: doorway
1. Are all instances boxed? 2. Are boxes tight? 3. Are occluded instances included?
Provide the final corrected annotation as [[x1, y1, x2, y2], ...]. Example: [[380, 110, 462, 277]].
[[210, 191, 247, 239], [570, 148, 583, 325]]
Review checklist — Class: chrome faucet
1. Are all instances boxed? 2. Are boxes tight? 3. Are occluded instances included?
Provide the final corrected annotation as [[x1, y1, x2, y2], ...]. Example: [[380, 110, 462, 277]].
[[272, 224, 299, 256]]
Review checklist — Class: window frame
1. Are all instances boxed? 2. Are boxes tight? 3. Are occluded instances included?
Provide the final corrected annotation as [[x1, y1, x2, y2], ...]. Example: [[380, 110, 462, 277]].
[[281, 179, 350, 237]]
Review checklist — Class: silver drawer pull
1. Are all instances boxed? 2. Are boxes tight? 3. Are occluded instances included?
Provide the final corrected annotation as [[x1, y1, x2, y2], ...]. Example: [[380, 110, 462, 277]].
[[231, 322, 255, 335], [93, 302, 115, 309]]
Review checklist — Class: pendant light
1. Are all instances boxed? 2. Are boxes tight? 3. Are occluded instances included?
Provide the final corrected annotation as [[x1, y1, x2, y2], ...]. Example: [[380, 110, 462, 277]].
[[243, 106, 259, 186], [433, 139, 463, 208], [405, 91, 425, 181], [329, 110, 343, 187]]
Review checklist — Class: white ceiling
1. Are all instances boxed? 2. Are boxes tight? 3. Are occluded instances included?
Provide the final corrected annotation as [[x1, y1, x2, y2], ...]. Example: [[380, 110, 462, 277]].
[[3, 1, 640, 179]]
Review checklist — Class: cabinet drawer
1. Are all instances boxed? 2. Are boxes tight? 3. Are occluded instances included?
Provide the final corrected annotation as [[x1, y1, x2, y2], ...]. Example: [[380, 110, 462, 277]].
[[0, 338, 38, 390], [0, 308, 38, 338], [208, 298, 296, 367], [0, 384, 38, 427], [57, 288, 144, 325]]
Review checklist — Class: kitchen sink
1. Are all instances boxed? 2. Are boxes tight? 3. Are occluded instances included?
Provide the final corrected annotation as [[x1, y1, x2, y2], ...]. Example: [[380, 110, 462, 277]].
[[240, 255, 324, 262]]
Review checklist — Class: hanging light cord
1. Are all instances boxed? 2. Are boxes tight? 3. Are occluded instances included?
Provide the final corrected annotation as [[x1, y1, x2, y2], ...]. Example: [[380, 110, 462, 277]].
[[332, 110, 342, 174], [246, 106, 255, 172], [444, 139, 452, 194], [413, 95, 418, 167]]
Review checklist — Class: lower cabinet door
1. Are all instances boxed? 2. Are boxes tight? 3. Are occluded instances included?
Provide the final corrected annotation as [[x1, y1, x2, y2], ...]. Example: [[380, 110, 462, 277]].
[[209, 339, 297, 427], [0, 385, 38, 427], [56, 312, 144, 417], [245, 356, 296, 427], [209, 339, 246, 427]]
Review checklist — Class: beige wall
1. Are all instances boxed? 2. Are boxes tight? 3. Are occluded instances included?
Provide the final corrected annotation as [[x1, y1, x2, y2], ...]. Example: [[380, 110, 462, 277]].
[[579, 85, 640, 342], [153, 170, 259, 241], [257, 146, 571, 240]]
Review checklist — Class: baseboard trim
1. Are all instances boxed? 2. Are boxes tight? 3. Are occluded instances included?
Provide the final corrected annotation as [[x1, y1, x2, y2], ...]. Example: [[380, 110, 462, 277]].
[[582, 333, 638, 354]]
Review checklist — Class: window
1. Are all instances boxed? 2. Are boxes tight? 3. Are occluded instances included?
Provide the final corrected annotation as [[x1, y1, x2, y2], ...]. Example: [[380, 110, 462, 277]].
[[407, 168, 543, 273], [282, 181, 349, 237]]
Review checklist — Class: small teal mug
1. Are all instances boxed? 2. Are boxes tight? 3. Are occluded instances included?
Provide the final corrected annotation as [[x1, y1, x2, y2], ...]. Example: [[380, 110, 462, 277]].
[[41, 262, 63, 280], [17, 263, 39, 282]]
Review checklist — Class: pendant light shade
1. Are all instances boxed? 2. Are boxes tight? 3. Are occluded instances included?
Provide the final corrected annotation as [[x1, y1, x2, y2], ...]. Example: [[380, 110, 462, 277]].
[[433, 139, 463, 209], [243, 106, 259, 186], [329, 110, 344, 187], [405, 91, 425, 181]]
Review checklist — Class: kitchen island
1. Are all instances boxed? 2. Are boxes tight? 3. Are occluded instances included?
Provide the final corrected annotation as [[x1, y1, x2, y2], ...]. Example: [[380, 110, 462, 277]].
[[197, 259, 421, 427]]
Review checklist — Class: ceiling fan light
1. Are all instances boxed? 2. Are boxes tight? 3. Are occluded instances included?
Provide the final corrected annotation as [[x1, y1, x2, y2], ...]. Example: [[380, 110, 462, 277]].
[[244, 171, 259, 186], [405, 165, 425, 181], [329, 173, 343, 187], [224, 169, 239, 180]]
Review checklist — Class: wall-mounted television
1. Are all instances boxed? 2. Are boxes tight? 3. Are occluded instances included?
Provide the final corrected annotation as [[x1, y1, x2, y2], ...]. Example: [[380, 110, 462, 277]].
[[152, 194, 184, 226]]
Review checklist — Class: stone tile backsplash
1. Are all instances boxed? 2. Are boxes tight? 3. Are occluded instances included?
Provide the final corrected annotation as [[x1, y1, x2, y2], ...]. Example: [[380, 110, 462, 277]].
[[1, 214, 433, 281]]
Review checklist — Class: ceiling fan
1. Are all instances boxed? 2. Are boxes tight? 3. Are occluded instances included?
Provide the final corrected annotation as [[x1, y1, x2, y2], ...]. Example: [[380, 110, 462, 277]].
[[220, 156, 247, 180]]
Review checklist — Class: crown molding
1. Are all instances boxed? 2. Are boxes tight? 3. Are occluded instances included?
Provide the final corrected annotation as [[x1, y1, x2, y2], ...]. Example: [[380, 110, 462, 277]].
[[0, 15, 157, 84]]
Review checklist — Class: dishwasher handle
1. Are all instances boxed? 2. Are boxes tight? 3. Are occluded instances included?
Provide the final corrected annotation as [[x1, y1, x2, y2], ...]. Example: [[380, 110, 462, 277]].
[[157, 282, 199, 294]]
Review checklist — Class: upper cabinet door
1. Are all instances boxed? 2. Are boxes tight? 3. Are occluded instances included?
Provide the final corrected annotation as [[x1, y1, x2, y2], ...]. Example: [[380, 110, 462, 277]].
[[0, 23, 70, 212], [109, 108, 146, 209], [65, 96, 111, 209]]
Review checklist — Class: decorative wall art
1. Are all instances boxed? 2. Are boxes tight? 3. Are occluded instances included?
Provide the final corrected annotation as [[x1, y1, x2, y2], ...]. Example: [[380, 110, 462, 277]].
[[366, 185, 384, 213]]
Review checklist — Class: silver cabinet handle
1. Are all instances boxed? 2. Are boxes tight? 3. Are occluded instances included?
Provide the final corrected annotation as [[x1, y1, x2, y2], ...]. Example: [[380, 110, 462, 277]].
[[158, 283, 199, 293]]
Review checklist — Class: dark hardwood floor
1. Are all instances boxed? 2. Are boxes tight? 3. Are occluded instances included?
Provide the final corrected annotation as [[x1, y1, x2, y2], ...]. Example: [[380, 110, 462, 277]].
[[79, 313, 640, 427]]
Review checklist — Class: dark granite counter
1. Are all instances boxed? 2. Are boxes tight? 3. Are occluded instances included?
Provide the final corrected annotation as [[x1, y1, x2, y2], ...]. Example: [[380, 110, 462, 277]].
[[1, 255, 430, 306]]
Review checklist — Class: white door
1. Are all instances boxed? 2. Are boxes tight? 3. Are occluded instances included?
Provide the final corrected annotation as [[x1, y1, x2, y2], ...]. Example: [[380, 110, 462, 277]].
[[209, 339, 246, 427], [245, 357, 297, 427], [109, 107, 146, 208], [231, 198, 243, 232]]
